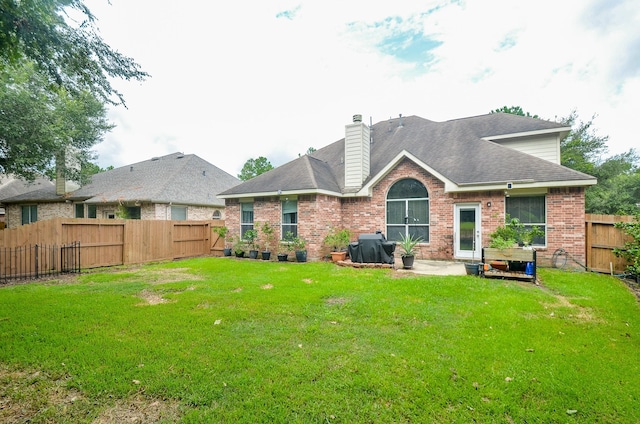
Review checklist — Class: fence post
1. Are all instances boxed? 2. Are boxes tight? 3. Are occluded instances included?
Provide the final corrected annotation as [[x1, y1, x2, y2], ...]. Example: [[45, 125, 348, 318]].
[[35, 244, 39, 279]]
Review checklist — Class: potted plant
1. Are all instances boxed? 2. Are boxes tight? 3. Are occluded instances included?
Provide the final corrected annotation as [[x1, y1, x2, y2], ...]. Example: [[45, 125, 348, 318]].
[[323, 227, 352, 262], [259, 221, 276, 260], [232, 235, 246, 258], [292, 236, 307, 262], [278, 231, 295, 262], [488, 216, 543, 271], [212, 225, 231, 256], [398, 233, 422, 269], [244, 229, 259, 259]]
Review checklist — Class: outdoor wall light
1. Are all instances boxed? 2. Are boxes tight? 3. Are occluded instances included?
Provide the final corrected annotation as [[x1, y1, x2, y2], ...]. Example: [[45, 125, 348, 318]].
[[486, 201, 492, 207]]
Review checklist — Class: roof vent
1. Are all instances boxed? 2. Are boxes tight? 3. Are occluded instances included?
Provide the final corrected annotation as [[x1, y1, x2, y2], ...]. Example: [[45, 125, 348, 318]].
[[353, 114, 362, 123], [151, 157, 159, 161], [176, 153, 184, 159], [130, 166, 134, 172]]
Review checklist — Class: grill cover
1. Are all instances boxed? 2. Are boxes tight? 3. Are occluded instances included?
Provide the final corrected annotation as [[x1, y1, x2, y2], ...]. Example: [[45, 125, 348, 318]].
[[348, 233, 396, 264]]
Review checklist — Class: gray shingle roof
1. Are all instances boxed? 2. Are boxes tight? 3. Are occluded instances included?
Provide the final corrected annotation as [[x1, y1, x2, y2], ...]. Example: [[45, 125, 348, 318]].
[[2, 153, 240, 206], [219, 113, 595, 197], [72, 153, 240, 206], [0, 175, 56, 203]]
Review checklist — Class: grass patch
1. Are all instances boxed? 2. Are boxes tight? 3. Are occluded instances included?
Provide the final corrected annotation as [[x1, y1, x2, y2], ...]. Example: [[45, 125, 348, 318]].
[[1, 258, 639, 422]]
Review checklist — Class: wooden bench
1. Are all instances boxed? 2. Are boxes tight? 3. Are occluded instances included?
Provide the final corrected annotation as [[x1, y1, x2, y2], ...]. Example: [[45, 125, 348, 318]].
[[481, 247, 537, 282]]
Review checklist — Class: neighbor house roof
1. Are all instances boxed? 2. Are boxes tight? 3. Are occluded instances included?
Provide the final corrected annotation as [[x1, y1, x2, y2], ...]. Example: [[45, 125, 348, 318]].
[[219, 113, 596, 198], [1, 153, 240, 207], [0, 175, 56, 204]]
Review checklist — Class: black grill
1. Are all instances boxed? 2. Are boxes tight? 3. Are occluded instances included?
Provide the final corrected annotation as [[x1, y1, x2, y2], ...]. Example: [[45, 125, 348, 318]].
[[348, 232, 395, 264]]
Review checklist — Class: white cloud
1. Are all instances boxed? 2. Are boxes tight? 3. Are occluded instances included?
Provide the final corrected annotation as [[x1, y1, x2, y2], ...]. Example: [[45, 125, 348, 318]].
[[86, 0, 639, 175]]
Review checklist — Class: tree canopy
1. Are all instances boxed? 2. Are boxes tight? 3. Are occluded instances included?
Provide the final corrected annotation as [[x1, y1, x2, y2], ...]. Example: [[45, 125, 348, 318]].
[[0, 0, 147, 185], [238, 156, 274, 181], [491, 105, 539, 119], [0, 0, 148, 105], [0, 61, 113, 182]]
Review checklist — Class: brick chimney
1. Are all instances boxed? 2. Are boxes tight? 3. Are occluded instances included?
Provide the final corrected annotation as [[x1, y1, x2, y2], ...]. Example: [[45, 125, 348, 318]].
[[344, 114, 370, 188], [55, 149, 80, 195]]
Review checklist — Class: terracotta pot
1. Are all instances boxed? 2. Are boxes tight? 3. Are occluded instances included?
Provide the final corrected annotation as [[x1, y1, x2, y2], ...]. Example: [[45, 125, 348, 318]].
[[330, 251, 347, 262], [490, 261, 508, 271]]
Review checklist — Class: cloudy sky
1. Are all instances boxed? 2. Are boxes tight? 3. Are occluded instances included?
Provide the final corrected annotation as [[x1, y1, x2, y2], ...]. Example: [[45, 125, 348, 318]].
[[85, 0, 639, 177]]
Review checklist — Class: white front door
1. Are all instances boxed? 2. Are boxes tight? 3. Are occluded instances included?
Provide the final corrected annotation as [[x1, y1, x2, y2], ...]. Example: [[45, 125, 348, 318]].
[[454, 203, 481, 260]]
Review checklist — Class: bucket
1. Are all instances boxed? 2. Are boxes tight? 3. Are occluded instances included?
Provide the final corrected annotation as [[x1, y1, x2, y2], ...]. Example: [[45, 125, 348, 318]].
[[465, 263, 480, 276]]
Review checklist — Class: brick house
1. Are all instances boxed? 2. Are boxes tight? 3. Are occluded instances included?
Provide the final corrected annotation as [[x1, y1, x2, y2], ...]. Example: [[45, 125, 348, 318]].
[[219, 113, 596, 264], [0, 152, 240, 228]]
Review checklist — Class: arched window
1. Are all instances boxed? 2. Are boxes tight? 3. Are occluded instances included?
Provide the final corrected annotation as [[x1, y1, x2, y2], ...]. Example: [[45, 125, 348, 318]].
[[212, 210, 222, 219], [386, 178, 429, 242]]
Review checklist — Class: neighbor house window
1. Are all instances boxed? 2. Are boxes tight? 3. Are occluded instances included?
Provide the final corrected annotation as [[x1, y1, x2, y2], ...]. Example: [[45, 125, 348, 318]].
[[87, 205, 97, 218], [75, 204, 84, 218], [506, 195, 546, 246], [125, 206, 141, 219], [21, 205, 37, 225], [386, 179, 429, 242], [241, 202, 254, 238], [212, 210, 221, 219], [282, 199, 298, 239], [171, 206, 187, 221]]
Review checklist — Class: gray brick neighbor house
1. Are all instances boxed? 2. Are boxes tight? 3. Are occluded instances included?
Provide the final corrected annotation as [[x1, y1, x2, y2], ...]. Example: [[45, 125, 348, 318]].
[[219, 113, 596, 265], [0, 152, 240, 228]]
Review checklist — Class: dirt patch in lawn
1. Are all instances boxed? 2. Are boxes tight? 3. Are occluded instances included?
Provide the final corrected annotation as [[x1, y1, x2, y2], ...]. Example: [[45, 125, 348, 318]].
[[0, 367, 84, 423], [137, 268, 203, 285], [136, 285, 196, 306], [325, 297, 349, 305], [137, 289, 172, 305], [93, 395, 182, 423], [541, 294, 599, 323], [0, 365, 182, 423]]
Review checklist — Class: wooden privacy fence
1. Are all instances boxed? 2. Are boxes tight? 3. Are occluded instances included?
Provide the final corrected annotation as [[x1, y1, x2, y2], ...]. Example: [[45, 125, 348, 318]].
[[0, 218, 226, 271], [585, 214, 635, 274]]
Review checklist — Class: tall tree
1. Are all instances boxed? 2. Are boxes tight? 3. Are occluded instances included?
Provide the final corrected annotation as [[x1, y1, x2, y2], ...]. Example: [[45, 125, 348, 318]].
[[0, 61, 113, 182], [238, 156, 274, 181], [0, 0, 148, 105], [558, 110, 609, 175]]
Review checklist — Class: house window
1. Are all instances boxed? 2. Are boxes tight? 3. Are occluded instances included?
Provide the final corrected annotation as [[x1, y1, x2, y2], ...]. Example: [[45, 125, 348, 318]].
[[281, 199, 298, 239], [241, 202, 254, 238], [125, 206, 141, 219], [212, 210, 221, 219], [104, 210, 116, 219], [506, 195, 546, 246], [88, 205, 97, 218], [386, 179, 429, 242], [75, 204, 84, 218], [171, 206, 187, 221], [21, 205, 37, 225]]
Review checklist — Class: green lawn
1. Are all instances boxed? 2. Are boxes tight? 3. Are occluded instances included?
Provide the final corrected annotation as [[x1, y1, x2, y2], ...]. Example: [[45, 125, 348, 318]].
[[1, 258, 639, 423]]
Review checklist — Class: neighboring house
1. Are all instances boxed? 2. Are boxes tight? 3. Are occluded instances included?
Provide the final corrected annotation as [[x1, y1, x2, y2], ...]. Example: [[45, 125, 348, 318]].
[[219, 113, 596, 265], [1, 152, 240, 228], [0, 175, 55, 228]]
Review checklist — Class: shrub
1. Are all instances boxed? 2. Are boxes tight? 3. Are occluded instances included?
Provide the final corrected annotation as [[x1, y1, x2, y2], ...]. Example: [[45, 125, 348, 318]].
[[613, 213, 640, 277], [323, 227, 352, 251], [489, 216, 544, 248]]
